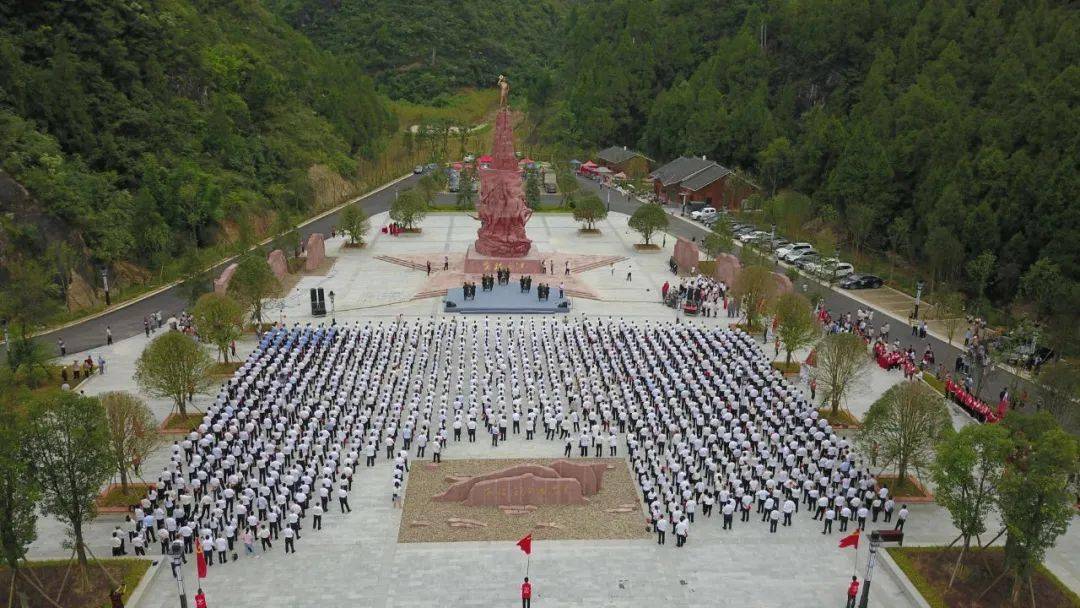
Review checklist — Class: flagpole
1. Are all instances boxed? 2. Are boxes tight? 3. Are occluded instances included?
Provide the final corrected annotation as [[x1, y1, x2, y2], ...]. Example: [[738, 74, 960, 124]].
[[526, 554, 531, 578]]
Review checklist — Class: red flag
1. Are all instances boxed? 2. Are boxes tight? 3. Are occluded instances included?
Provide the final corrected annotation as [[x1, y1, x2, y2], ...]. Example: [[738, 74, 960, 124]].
[[516, 533, 532, 555], [195, 541, 208, 578], [838, 529, 860, 549]]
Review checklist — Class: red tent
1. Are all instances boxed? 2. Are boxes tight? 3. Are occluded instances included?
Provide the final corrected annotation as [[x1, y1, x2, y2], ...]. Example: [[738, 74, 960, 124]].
[[579, 160, 598, 174], [478, 155, 493, 164]]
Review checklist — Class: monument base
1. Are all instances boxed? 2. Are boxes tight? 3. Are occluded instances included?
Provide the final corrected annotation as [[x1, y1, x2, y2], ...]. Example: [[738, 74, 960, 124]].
[[443, 284, 570, 315], [463, 245, 548, 275]]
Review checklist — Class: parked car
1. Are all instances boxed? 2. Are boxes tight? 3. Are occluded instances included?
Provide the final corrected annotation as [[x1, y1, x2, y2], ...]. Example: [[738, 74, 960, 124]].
[[778, 243, 813, 261], [839, 274, 884, 289], [691, 206, 717, 221], [413, 165, 423, 174], [741, 230, 771, 243], [792, 251, 821, 268], [806, 259, 854, 279], [765, 238, 791, 251], [424, 163, 438, 173]]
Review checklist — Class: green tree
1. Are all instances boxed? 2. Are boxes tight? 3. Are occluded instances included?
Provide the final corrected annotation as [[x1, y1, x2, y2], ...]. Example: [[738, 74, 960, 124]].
[[556, 169, 580, 206], [859, 382, 952, 491], [846, 203, 877, 257], [998, 413, 1080, 603], [936, 290, 967, 345], [100, 391, 160, 493], [177, 250, 213, 306], [1019, 258, 1067, 320], [3, 330, 52, 387], [966, 250, 996, 307], [525, 172, 542, 210], [702, 221, 734, 260], [24, 390, 111, 567], [628, 203, 668, 246], [134, 332, 215, 417], [1032, 360, 1080, 436], [813, 332, 869, 416], [390, 190, 428, 230], [572, 194, 607, 231], [926, 226, 965, 287], [339, 204, 370, 246], [228, 255, 280, 327], [731, 265, 778, 332], [0, 376, 38, 574], [0, 261, 62, 339], [455, 169, 476, 210], [931, 424, 1010, 586], [757, 137, 794, 196], [772, 293, 820, 364], [191, 292, 244, 362], [417, 174, 440, 205]]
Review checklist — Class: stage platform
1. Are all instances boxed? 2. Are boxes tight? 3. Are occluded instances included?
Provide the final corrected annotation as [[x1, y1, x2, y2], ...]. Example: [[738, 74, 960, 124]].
[[443, 284, 570, 314]]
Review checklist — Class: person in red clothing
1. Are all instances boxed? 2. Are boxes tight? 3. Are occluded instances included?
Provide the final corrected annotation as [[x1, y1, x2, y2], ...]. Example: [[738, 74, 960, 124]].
[[195, 588, 208, 608], [846, 575, 860, 608], [521, 577, 532, 608]]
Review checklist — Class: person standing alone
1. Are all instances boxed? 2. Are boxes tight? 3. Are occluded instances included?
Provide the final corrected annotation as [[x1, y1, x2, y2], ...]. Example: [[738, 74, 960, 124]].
[[521, 577, 532, 608], [846, 576, 860, 608]]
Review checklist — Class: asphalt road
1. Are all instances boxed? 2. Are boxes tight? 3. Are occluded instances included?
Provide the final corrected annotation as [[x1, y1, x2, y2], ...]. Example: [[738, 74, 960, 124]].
[[34, 173, 423, 355], [576, 176, 1028, 406]]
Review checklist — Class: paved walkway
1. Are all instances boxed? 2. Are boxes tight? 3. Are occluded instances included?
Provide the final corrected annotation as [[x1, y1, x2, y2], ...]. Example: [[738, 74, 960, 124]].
[[29, 210, 1077, 608]]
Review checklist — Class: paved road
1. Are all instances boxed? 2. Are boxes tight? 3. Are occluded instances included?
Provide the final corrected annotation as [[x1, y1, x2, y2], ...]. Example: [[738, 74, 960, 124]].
[[34, 174, 423, 355], [576, 176, 1029, 406]]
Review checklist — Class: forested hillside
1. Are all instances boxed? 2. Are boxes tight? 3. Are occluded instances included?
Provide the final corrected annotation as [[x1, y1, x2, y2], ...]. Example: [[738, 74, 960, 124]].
[[0, 0, 392, 307], [265, 0, 565, 102], [547, 0, 1079, 321]]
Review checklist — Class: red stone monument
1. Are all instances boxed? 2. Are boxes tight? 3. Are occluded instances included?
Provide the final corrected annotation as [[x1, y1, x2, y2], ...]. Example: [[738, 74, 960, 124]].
[[464, 77, 546, 274]]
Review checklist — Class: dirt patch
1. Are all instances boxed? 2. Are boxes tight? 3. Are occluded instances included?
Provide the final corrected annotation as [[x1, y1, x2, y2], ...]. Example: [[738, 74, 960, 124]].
[[399, 458, 647, 543], [209, 362, 242, 377], [159, 412, 203, 435], [0, 558, 151, 608], [97, 483, 154, 512], [633, 243, 661, 251], [817, 407, 861, 429], [889, 546, 1080, 608], [578, 228, 601, 235], [877, 474, 932, 501]]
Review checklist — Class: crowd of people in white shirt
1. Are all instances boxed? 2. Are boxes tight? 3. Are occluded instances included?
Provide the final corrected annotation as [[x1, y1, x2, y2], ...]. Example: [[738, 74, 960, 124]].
[[110, 316, 908, 561]]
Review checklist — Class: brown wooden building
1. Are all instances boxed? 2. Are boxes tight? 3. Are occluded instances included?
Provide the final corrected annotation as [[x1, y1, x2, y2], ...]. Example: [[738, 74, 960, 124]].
[[649, 156, 757, 210], [596, 146, 653, 178]]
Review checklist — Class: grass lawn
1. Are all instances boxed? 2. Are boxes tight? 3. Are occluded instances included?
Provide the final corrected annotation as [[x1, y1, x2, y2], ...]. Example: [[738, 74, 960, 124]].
[[923, 374, 946, 395], [0, 558, 152, 608], [160, 411, 204, 433], [817, 407, 860, 428], [887, 546, 1080, 608]]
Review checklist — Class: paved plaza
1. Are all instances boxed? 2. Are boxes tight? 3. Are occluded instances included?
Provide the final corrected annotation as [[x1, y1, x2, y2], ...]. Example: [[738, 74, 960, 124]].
[[32, 211, 1079, 608]]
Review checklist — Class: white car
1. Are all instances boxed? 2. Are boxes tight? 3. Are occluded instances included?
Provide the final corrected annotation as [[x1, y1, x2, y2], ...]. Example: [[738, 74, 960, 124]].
[[690, 206, 717, 221], [787, 249, 819, 265], [805, 258, 854, 279], [739, 230, 770, 243], [777, 242, 812, 261]]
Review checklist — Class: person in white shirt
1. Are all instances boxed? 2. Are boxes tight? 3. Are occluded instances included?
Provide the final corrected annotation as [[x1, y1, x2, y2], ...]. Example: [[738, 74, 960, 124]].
[[895, 505, 909, 531], [655, 516, 668, 545], [674, 517, 689, 547], [282, 525, 296, 554]]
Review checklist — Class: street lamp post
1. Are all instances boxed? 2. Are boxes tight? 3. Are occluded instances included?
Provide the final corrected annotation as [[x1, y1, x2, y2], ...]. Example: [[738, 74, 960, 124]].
[[858, 536, 882, 608], [329, 291, 336, 325], [101, 266, 111, 306], [914, 280, 925, 320], [169, 541, 189, 608], [1, 319, 8, 357]]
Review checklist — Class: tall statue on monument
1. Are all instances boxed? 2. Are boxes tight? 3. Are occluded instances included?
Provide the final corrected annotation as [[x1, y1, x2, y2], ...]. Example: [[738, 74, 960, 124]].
[[473, 76, 533, 257]]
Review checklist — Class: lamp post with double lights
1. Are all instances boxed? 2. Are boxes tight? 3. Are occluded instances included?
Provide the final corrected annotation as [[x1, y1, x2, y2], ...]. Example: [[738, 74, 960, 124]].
[[328, 290, 336, 325]]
